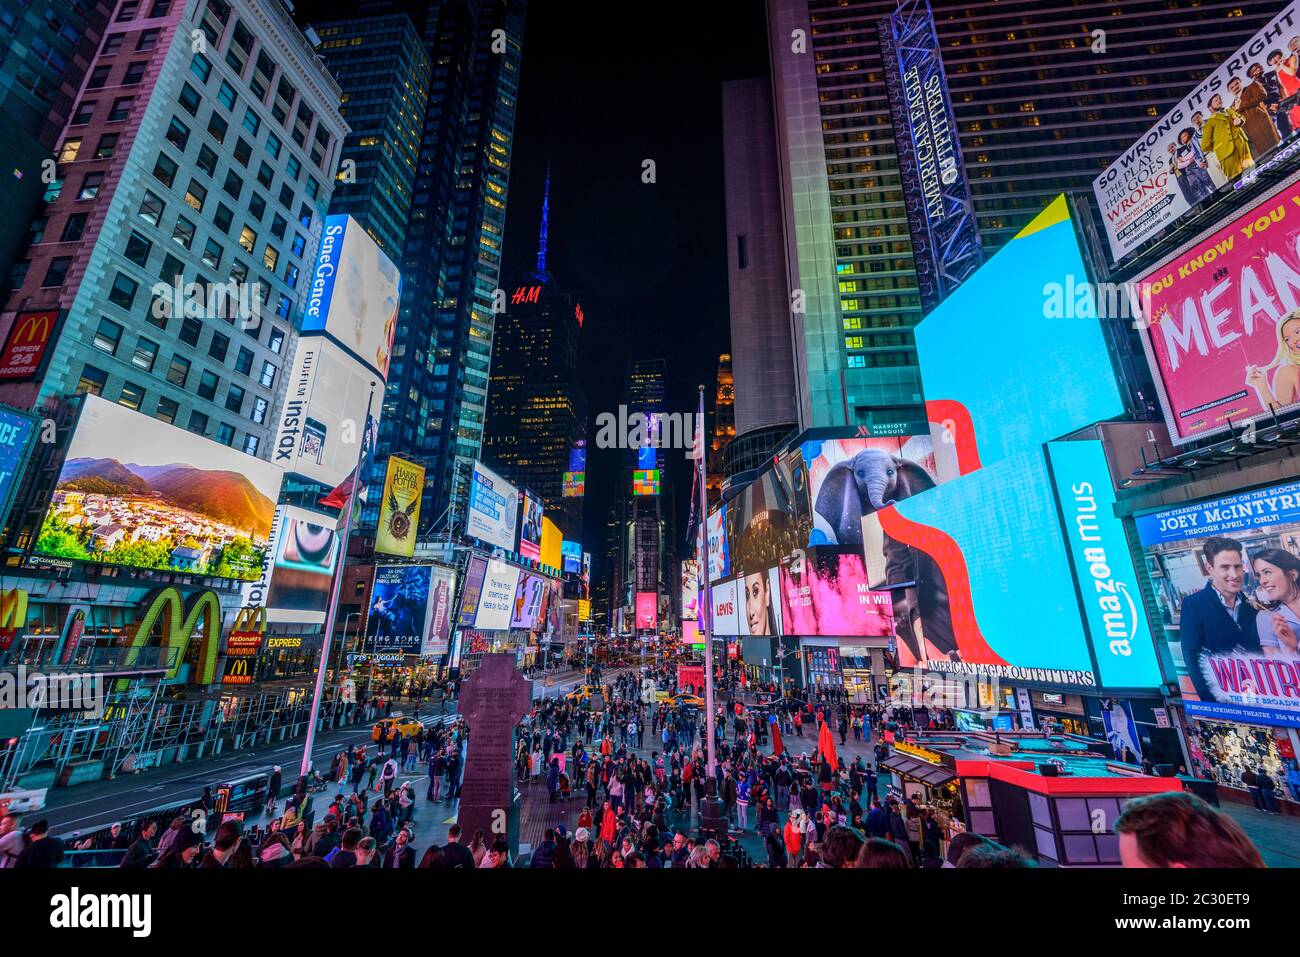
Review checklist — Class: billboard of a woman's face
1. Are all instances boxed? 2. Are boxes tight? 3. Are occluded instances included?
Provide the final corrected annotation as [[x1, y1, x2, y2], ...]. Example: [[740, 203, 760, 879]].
[[743, 570, 772, 636]]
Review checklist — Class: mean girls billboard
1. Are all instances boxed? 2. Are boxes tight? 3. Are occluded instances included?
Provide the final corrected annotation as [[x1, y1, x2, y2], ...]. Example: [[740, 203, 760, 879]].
[[1135, 175, 1300, 444]]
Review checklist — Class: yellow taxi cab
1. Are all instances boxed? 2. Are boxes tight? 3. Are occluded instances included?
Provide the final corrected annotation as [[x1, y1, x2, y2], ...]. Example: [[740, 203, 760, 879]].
[[371, 714, 423, 742], [671, 692, 705, 709], [653, 689, 673, 704], [565, 684, 600, 704]]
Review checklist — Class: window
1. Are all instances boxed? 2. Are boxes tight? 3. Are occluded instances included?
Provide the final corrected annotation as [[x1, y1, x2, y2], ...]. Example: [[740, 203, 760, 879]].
[[251, 396, 268, 424], [217, 80, 236, 111], [148, 290, 170, 330], [155, 396, 179, 424], [270, 215, 287, 241], [26, 217, 46, 245], [179, 318, 202, 346], [278, 184, 295, 209], [102, 34, 123, 55], [238, 225, 256, 252], [61, 212, 89, 242], [71, 101, 96, 125], [242, 108, 260, 137], [267, 327, 284, 355], [93, 316, 123, 354], [229, 259, 248, 283], [190, 52, 211, 83], [77, 172, 103, 199], [94, 133, 119, 159], [209, 331, 229, 362], [285, 156, 301, 181], [272, 295, 290, 321], [207, 111, 228, 143], [137, 28, 160, 51], [124, 231, 152, 267], [149, 0, 171, 15], [262, 244, 278, 272], [304, 176, 319, 200], [77, 364, 108, 396], [108, 96, 134, 121], [109, 272, 138, 310], [118, 382, 145, 411], [216, 423, 236, 447], [298, 203, 312, 228], [196, 144, 218, 177], [233, 137, 252, 166], [283, 263, 298, 289], [187, 410, 209, 436], [213, 204, 234, 234], [222, 169, 242, 200], [200, 238, 223, 270], [184, 179, 207, 212], [87, 66, 109, 89], [256, 161, 274, 189], [265, 133, 281, 159], [57, 138, 81, 163], [171, 217, 195, 249], [159, 253, 184, 285], [116, 0, 139, 21], [248, 193, 265, 220], [152, 153, 178, 188], [290, 232, 306, 257], [259, 360, 276, 388], [166, 354, 191, 388], [234, 346, 254, 375], [165, 117, 190, 151], [123, 61, 146, 84], [42, 257, 72, 287], [241, 434, 259, 456], [225, 383, 245, 413], [137, 194, 167, 230], [178, 84, 200, 116], [197, 370, 219, 400], [131, 337, 158, 372], [7, 261, 29, 291]]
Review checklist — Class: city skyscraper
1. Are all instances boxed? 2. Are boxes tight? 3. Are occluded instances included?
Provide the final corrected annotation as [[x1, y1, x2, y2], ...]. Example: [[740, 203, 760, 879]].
[[370, 0, 525, 539], [0, 0, 347, 461], [706, 353, 733, 495], [765, 0, 1280, 429], [312, 9, 432, 261], [483, 170, 588, 538]]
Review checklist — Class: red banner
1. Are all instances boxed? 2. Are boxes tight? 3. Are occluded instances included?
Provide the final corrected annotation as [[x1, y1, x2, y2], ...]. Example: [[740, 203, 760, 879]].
[[0, 310, 58, 380]]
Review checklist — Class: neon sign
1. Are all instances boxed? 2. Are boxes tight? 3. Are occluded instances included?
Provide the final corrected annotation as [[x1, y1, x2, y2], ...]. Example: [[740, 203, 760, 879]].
[[512, 285, 542, 305]]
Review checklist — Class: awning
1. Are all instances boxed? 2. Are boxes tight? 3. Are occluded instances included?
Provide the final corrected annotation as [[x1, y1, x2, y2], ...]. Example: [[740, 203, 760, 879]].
[[879, 754, 955, 787]]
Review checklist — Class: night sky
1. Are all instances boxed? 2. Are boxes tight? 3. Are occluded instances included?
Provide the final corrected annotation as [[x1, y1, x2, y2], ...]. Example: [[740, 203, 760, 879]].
[[501, 1, 768, 563]]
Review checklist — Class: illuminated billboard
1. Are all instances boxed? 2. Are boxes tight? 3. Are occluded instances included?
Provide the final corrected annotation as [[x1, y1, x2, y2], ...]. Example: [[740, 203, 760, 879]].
[[681, 558, 700, 621], [636, 591, 657, 630], [457, 555, 488, 627], [474, 558, 521, 631], [540, 516, 562, 571], [519, 492, 543, 562], [739, 565, 785, 636], [706, 505, 730, 583], [727, 446, 811, 576], [709, 578, 740, 636], [915, 196, 1126, 471], [425, 565, 456, 656], [1136, 478, 1300, 727], [562, 540, 582, 574], [466, 462, 519, 550], [36, 395, 282, 581], [632, 469, 660, 496], [374, 455, 423, 557], [562, 472, 586, 497], [365, 564, 436, 656], [511, 571, 548, 629], [1092, 4, 1300, 260], [1134, 176, 1300, 445], [636, 446, 656, 470], [304, 214, 401, 379], [0, 405, 37, 531], [778, 551, 891, 638], [569, 447, 587, 472], [265, 504, 341, 624]]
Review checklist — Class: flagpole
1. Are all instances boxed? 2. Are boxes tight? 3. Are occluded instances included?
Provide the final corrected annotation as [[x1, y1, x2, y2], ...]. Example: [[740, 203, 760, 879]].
[[297, 382, 376, 797], [696, 385, 717, 780]]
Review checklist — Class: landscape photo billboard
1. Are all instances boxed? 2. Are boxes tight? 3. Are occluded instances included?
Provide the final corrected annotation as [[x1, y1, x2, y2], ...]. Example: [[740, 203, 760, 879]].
[[1092, 3, 1300, 261], [1134, 176, 1300, 445], [778, 551, 891, 638], [1135, 478, 1300, 727], [519, 492, 543, 561], [636, 591, 658, 629], [365, 564, 434, 655], [374, 455, 424, 557], [265, 504, 341, 624], [466, 462, 518, 550], [304, 214, 401, 379], [473, 558, 521, 631], [36, 395, 282, 581]]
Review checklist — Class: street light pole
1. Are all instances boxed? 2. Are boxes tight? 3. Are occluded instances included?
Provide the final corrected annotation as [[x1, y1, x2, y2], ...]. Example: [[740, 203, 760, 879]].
[[694, 385, 725, 837]]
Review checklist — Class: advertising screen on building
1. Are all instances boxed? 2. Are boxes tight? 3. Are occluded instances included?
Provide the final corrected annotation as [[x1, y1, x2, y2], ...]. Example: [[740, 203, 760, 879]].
[[1135, 478, 1300, 727], [466, 462, 519, 550], [562, 471, 585, 497], [375, 456, 424, 557], [562, 540, 582, 574], [582, 551, 591, 598], [726, 449, 811, 577], [0, 309, 59, 380], [265, 504, 340, 624], [1092, 3, 1300, 261], [636, 591, 658, 630], [1134, 176, 1300, 445], [304, 214, 401, 379], [365, 564, 436, 656], [457, 555, 488, 627], [738, 565, 786, 636], [519, 492, 543, 561], [540, 516, 562, 571], [473, 558, 521, 631], [425, 565, 456, 657], [681, 558, 700, 621], [915, 196, 1126, 471], [709, 578, 740, 636], [0, 405, 37, 530], [35, 395, 283, 581], [706, 505, 730, 583], [569, 447, 587, 472], [632, 469, 660, 496], [778, 550, 891, 638], [682, 619, 702, 647], [511, 571, 548, 630]]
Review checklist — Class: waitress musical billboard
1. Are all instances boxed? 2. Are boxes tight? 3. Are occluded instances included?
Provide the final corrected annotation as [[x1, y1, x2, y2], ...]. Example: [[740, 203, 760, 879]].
[[1136, 175, 1300, 444]]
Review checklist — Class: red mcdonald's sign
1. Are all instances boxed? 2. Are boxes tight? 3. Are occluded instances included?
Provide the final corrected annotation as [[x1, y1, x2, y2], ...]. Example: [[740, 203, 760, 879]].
[[0, 310, 59, 380]]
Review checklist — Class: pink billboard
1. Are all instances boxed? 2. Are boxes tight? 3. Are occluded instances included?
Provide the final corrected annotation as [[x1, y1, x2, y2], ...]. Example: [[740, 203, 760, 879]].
[[1137, 176, 1300, 444], [778, 549, 893, 637], [635, 591, 657, 630]]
